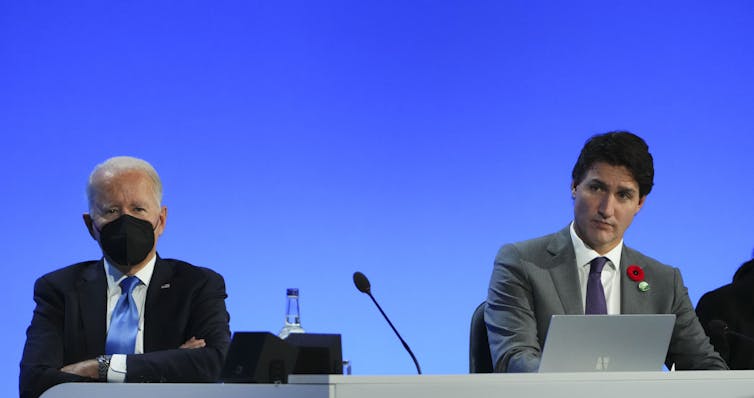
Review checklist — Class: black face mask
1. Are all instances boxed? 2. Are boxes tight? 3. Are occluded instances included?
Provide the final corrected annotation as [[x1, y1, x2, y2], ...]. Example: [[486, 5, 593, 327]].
[[96, 214, 157, 267]]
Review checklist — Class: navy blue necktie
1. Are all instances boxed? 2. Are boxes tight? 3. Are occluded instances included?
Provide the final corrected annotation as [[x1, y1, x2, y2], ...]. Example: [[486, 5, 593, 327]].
[[585, 257, 608, 315], [106, 276, 141, 354]]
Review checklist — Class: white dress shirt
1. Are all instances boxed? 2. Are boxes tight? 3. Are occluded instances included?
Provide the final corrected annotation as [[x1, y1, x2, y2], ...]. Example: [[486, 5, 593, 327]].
[[569, 222, 622, 315], [103, 255, 156, 382]]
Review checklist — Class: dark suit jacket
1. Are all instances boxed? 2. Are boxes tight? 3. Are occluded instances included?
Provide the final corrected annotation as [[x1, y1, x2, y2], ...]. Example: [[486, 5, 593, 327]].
[[19, 256, 231, 398], [696, 259, 754, 369], [485, 226, 727, 372]]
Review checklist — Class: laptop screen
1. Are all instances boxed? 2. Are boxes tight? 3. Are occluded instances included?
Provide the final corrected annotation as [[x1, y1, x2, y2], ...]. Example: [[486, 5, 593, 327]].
[[538, 314, 675, 372]]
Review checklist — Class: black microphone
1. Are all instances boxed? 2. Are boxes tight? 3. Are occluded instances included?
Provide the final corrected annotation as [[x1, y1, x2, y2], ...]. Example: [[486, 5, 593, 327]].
[[709, 320, 754, 344], [352, 271, 422, 374]]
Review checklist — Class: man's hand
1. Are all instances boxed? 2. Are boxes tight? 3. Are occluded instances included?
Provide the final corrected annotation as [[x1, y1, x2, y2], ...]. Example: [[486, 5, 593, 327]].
[[60, 359, 98, 379], [179, 336, 206, 349]]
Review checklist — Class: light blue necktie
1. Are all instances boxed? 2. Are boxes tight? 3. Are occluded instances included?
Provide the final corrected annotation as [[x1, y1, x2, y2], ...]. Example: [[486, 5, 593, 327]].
[[106, 276, 141, 354]]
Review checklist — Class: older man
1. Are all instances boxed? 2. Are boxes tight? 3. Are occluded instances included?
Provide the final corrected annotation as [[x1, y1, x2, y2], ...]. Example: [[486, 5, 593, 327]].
[[20, 156, 231, 398], [485, 131, 726, 372]]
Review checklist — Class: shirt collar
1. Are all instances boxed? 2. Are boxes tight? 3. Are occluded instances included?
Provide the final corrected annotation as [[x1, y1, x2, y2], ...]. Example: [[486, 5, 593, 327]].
[[569, 221, 623, 271], [104, 255, 157, 290]]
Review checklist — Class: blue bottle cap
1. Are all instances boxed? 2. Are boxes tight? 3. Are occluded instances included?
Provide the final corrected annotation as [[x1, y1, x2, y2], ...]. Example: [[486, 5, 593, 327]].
[[286, 288, 299, 296]]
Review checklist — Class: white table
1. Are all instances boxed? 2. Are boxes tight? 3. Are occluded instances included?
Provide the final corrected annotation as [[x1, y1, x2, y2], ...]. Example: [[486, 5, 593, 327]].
[[42, 371, 754, 398]]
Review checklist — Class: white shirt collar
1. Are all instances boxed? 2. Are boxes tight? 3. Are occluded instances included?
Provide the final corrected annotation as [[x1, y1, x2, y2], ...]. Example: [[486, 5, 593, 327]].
[[104, 255, 157, 290], [569, 221, 623, 271]]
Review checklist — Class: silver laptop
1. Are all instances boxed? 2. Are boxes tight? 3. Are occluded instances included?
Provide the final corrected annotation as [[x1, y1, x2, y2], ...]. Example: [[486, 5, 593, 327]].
[[538, 314, 675, 372]]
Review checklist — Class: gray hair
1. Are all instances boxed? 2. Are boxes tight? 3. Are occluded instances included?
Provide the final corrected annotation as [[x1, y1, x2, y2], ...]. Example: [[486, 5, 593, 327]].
[[86, 156, 163, 213]]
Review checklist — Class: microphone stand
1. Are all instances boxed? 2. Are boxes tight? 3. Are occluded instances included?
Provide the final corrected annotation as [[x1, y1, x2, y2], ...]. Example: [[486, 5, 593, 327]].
[[364, 290, 422, 375]]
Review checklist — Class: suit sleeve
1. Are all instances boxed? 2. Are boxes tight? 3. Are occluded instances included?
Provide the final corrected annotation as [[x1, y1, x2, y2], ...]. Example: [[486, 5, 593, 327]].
[[695, 290, 731, 364], [485, 244, 541, 373], [665, 268, 727, 370], [125, 269, 231, 382], [19, 277, 93, 398]]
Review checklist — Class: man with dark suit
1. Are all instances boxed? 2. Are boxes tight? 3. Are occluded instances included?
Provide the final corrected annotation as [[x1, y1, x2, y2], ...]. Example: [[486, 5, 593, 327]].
[[696, 258, 754, 369], [485, 131, 726, 373], [19, 156, 231, 398]]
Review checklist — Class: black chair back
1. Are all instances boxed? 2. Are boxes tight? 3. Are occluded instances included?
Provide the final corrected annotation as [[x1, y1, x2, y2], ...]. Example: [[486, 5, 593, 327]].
[[469, 301, 493, 373]]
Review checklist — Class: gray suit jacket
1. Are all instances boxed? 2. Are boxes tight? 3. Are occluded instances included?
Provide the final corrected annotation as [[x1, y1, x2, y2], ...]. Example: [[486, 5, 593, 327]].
[[485, 226, 726, 372]]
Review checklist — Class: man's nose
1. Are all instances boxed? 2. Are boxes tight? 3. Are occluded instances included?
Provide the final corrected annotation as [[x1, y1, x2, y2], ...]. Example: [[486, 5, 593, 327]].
[[597, 194, 615, 218]]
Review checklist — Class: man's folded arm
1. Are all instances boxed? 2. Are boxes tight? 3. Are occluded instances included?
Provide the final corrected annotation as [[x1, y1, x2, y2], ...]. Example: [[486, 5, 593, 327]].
[[126, 270, 231, 382]]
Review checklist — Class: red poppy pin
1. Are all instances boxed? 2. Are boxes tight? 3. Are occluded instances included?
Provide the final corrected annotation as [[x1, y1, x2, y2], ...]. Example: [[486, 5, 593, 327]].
[[626, 265, 650, 292]]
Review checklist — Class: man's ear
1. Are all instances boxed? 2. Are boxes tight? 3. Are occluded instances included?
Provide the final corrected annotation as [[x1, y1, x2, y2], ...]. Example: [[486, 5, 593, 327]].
[[636, 195, 647, 214], [156, 206, 167, 237], [83, 213, 97, 240]]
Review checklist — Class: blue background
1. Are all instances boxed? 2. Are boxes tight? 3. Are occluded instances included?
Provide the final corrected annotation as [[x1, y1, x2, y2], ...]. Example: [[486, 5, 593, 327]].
[[2, 1, 753, 395]]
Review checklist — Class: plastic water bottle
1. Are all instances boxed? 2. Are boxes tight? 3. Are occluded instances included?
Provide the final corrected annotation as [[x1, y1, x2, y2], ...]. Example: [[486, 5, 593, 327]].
[[278, 288, 305, 339]]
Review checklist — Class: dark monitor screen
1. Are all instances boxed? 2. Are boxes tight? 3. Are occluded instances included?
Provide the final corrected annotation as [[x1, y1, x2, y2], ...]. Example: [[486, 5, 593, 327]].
[[221, 332, 342, 383], [221, 332, 297, 383], [285, 333, 343, 375]]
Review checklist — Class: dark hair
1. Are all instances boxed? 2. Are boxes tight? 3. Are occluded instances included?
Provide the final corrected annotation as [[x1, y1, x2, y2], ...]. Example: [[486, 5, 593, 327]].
[[733, 258, 754, 283], [571, 131, 654, 197]]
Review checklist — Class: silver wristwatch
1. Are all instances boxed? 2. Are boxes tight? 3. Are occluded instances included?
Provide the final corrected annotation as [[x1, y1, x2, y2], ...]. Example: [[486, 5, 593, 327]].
[[96, 355, 112, 381]]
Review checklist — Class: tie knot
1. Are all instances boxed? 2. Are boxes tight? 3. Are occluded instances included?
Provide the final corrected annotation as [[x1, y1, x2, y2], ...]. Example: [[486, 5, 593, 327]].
[[120, 276, 141, 294], [590, 257, 608, 274]]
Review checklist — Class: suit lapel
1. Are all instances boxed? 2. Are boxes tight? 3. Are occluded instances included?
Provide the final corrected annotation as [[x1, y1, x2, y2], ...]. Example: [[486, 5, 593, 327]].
[[547, 227, 583, 314], [77, 260, 107, 355], [144, 257, 174, 351], [620, 247, 648, 314]]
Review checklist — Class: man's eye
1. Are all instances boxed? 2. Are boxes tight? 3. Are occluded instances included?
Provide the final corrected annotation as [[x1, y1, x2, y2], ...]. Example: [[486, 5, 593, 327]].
[[106, 209, 119, 214]]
